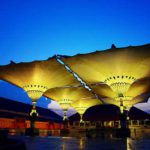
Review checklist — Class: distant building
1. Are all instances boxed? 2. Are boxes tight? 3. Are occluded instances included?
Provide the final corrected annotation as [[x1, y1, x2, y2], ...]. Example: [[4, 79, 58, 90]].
[[0, 97, 63, 135]]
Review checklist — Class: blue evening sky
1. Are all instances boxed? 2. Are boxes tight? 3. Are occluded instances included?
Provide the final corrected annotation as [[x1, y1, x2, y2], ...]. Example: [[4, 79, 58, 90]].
[[0, 0, 150, 113]]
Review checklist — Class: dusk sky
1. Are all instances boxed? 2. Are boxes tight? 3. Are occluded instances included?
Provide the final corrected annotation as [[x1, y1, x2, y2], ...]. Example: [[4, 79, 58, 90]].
[[0, 0, 150, 115]]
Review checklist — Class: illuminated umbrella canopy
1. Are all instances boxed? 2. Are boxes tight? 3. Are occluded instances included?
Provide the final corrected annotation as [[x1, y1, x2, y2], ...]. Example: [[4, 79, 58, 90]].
[[91, 77, 150, 112], [103, 94, 150, 114], [44, 86, 96, 120], [61, 44, 150, 107], [71, 98, 101, 122], [0, 57, 81, 114]]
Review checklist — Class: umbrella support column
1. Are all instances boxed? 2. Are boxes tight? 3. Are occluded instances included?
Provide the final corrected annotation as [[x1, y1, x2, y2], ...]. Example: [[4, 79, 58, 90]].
[[80, 114, 84, 127], [61, 111, 69, 136], [27, 102, 38, 136], [116, 101, 130, 138]]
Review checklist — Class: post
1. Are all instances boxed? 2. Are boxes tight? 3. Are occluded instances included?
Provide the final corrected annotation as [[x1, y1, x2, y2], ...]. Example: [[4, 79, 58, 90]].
[[61, 110, 69, 136], [63, 111, 67, 121], [119, 100, 128, 128], [116, 100, 130, 138], [63, 110, 69, 129], [28, 102, 38, 136]]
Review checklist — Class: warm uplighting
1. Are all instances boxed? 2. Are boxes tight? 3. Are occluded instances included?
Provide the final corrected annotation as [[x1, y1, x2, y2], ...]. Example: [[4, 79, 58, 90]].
[[0, 58, 81, 116], [115, 96, 133, 112], [115, 96, 133, 101], [59, 99, 73, 110], [120, 104, 124, 114], [23, 84, 48, 102], [72, 98, 101, 122], [59, 99, 73, 120], [75, 107, 87, 116], [105, 75, 136, 97], [61, 45, 150, 111], [63, 110, 67, 120], [30, 108, 39, 117], [44, 87, 96, 121], [75, 108, 85, 123]]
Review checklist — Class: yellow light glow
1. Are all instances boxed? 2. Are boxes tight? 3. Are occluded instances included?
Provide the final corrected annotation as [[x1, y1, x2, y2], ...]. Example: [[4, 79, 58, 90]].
[[30, 108, 39, 116], [71, 98, 101, 115], [103, 92, 149, 111], [105, 75, 136, 95], [63, 110, 67, 120], [91, 77, 150, 109], [1, 44, 150, 114], [120, 105, 124, 114], [23, 84, 48, 102], [72, 99, 101, 122], [104, 76, 136, 105], [0, 58, 81, 106], [44, 86, 95, 110], [62, 44, 150, 109], [115, 96, 133, 101], [80, 114, 83, 123], [44, 87, 96, 120], [59, 99, 73, 110], [62, 45, 150, 85]]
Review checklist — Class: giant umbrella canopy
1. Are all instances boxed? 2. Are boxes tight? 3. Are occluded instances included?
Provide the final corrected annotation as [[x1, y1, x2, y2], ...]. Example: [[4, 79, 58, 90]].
[[0, 57, 81, 114], [44, 86, 96, 120], [71, 98, 101, 122], [61, 44, 150, 111], [90, 77, 150, 112]]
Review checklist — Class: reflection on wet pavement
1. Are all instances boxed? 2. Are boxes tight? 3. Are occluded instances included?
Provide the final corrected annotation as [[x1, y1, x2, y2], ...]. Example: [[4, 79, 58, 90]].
[[10, 136, 150, 150]]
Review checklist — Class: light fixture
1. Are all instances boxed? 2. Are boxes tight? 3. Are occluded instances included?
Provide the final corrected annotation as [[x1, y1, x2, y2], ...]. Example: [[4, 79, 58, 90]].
[[105, 75, 136, 112]]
